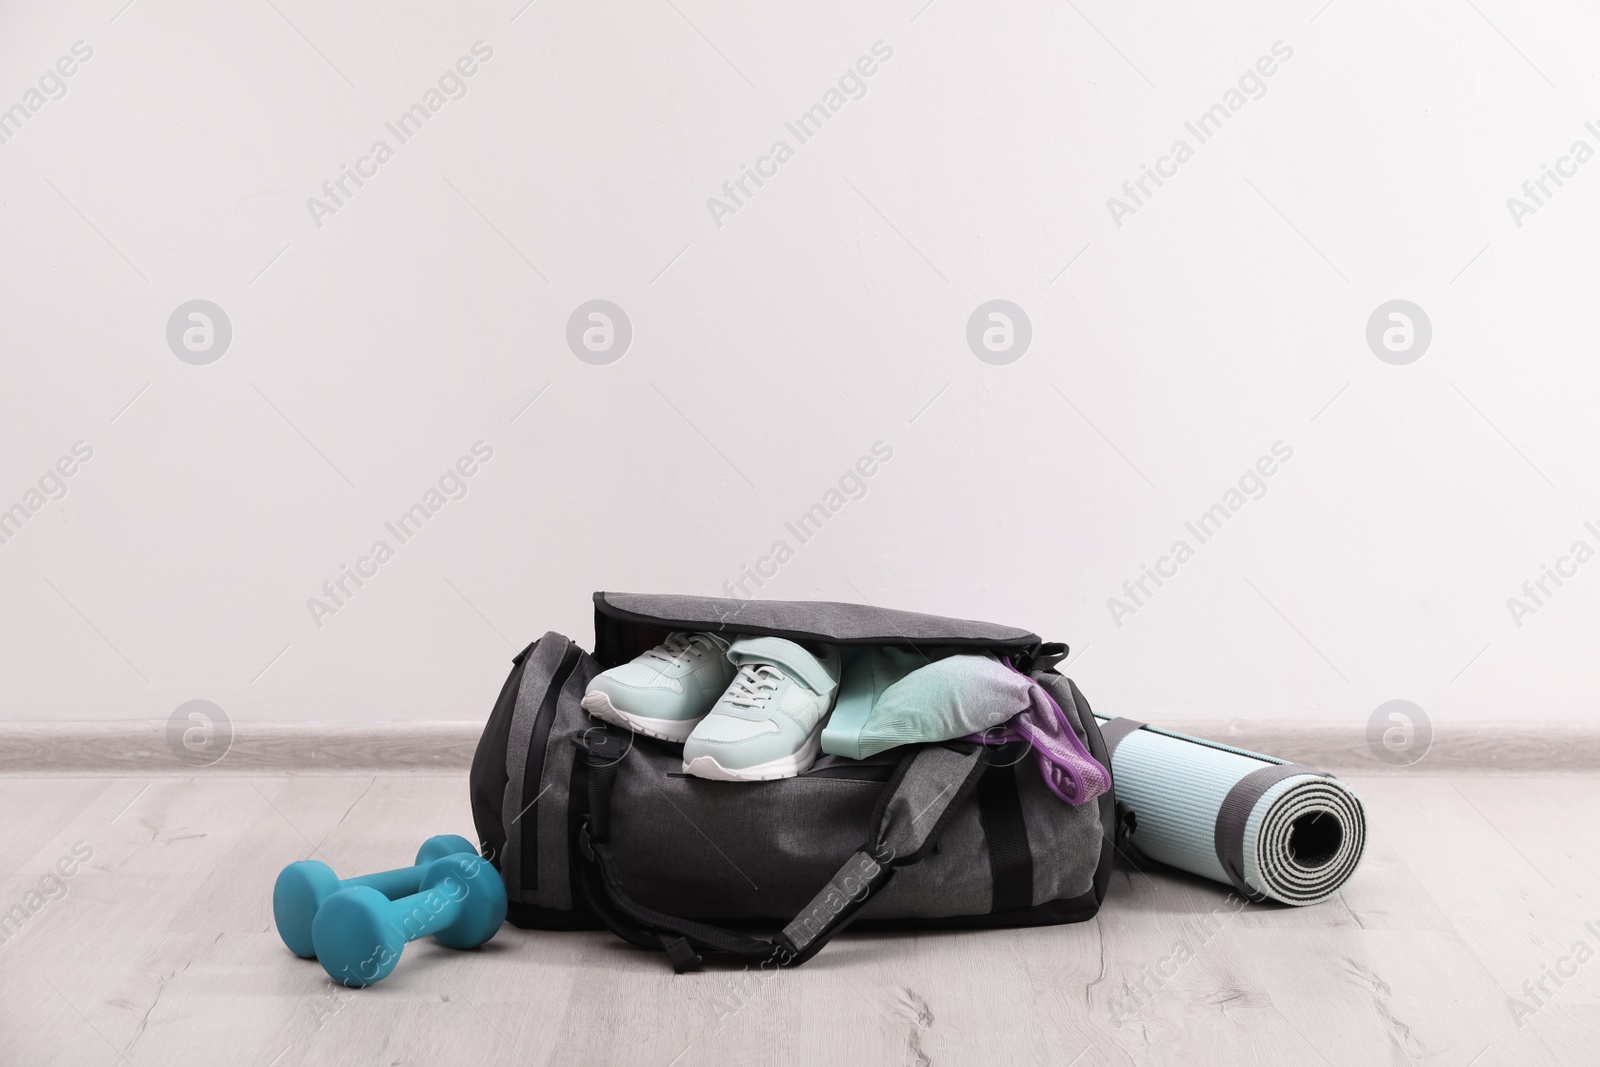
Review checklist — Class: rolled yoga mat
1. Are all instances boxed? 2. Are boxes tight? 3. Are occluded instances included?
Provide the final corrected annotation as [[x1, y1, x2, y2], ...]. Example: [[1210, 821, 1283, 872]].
[[1096, 715, 1366, 905]]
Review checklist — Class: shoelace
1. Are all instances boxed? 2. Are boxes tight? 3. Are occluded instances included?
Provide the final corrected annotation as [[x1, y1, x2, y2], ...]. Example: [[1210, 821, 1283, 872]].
[[723, 663, 782, 708], [641, 632, 710, 667]]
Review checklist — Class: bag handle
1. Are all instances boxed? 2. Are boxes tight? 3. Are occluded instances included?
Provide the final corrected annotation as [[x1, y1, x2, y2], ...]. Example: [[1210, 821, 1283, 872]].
[[571, 727, 991, 972]]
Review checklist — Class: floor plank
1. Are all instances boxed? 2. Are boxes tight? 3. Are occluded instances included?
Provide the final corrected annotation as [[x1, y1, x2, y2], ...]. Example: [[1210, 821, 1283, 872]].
[[2, 771, 1598, 1065]]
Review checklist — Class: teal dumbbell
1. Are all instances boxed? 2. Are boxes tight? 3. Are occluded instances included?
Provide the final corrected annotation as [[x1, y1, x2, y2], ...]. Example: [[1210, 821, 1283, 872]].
[[272, 834, 478, 959], [312, 853, 506, 987]]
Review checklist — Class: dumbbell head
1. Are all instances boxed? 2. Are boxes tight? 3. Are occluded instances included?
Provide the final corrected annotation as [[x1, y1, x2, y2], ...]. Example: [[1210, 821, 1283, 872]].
[[272, 834, 478, 958], [423, 855, 506, 950], [312, 853, 507, 987], [415, 835, 479, 867]]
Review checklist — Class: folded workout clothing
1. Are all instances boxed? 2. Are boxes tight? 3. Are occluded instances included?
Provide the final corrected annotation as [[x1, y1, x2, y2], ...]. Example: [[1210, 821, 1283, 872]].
[[820, 646, 953, 758], [820, 647, 1109, 806]]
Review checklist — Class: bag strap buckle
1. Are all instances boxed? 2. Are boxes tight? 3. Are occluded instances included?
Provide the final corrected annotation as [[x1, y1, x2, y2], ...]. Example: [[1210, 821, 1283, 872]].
[[572, 723, 632, 766]]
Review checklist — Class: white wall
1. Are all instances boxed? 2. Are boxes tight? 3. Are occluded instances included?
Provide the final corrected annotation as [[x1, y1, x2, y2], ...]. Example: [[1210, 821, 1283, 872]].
[[2, 0, 1597, 730]]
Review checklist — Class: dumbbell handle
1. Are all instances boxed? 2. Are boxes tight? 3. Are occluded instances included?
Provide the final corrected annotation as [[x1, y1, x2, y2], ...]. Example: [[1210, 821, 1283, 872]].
[[343, 866, 436, 899], [387, 881, 467, 944], [346, 834, 478, 898]]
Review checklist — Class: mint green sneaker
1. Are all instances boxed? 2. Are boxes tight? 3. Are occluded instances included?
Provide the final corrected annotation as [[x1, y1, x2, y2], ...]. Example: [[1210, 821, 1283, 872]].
[[581, 632, 734, 742], [681, 636, 841, 781]]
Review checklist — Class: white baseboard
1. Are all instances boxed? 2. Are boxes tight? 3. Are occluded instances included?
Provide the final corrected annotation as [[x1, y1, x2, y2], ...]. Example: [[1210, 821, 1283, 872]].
[[1154, 719, 1600, 775], [0, 721, 481, 775], [0, 719, 1594, 775]]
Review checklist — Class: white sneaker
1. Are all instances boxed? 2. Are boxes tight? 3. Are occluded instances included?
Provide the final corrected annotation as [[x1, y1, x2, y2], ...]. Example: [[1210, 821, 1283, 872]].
[[682, 637, 841, 781], [581, 632, 734, 742]]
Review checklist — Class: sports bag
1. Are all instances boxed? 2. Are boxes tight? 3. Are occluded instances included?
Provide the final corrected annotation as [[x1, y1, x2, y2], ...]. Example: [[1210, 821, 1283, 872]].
[[469, 592, 1116, 971]]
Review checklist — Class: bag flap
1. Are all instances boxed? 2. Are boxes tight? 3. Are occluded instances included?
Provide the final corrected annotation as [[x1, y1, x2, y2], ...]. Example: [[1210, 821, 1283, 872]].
[[593, 591, 1041, 667]]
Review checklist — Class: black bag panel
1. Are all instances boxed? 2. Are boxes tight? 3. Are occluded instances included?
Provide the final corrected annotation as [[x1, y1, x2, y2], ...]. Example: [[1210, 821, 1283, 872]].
[[603, 737, 890, 921], [593, 591, 1042, 667]]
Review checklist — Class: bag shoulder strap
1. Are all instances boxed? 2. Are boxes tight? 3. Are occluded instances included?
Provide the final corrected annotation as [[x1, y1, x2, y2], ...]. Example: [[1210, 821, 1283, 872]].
[[572, 726, 990, 971]]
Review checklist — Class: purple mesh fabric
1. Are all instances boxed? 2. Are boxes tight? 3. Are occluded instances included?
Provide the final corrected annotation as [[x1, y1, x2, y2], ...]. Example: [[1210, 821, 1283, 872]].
[[966, 664, 1110, 806]]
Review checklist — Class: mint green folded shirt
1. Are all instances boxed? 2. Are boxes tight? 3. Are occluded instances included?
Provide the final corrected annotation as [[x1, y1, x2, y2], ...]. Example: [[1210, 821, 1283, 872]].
[[822, 646, 1005, 759]]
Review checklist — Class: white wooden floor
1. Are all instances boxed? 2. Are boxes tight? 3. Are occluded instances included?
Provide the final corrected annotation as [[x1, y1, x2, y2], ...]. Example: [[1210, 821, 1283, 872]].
[[2, 772, 1596, 1066]]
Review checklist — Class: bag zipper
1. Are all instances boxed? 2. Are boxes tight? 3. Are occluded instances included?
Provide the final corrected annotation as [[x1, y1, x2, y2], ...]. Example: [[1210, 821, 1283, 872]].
[[663, 760, 898, 783]]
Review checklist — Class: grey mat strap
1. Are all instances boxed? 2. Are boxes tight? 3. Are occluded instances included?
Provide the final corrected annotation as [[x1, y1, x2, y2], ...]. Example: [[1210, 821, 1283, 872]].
[[1213, 762, 1328, 902], [1098, 717, 1147, 761]]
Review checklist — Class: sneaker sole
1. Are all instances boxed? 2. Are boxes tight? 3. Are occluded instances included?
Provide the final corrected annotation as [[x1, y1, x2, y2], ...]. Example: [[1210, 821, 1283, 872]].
[[580, 690, 703, 744], [681, 724, 823, 782]]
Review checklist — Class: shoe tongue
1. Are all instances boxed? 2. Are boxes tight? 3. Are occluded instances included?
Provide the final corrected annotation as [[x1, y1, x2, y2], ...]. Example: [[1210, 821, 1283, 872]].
[[727, 636, 837, 696], [659, 632, 728, 659], [695, 632, 732, 653]]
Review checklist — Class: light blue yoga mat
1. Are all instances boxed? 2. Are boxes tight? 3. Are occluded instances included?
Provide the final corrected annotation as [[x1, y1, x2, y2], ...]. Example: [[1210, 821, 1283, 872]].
[[1096, 715, 1366, 905]]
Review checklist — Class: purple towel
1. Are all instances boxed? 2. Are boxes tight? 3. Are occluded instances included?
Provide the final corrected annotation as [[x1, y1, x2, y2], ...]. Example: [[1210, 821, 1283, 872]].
[[965, 663, 1110, 806]]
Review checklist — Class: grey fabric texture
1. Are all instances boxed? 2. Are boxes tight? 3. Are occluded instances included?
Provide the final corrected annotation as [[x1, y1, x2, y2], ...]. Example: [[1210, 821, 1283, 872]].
[[499, 632, 573, 905], [1013, 671, 1105, 907], [1013, 744, 1103, 906], [1033, 672, 1092, 744], [596, 591, 1040, 647], [863, 786, 993, 918], [874, 745, 985, 861], [534, 649, 600, 911], [856, 745, 992, 919]]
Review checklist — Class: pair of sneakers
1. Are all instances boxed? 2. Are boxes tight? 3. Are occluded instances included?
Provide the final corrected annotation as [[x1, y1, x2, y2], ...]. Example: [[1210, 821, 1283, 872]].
[[580, 632, 841, 781]]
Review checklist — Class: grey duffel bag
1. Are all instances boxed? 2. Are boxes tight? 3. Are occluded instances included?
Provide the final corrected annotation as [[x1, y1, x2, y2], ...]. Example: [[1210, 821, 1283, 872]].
[[469, 591, 1116, 971]]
